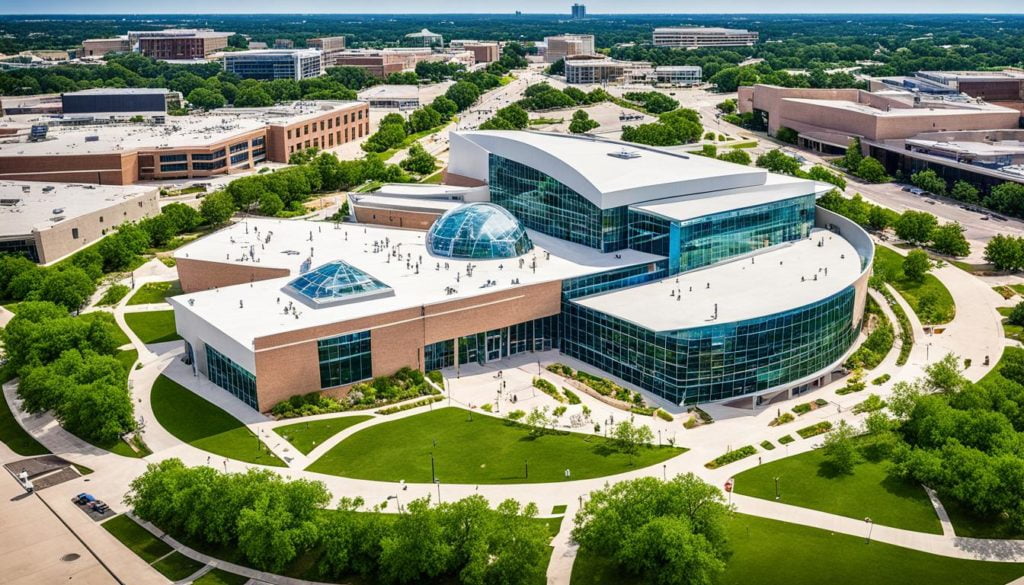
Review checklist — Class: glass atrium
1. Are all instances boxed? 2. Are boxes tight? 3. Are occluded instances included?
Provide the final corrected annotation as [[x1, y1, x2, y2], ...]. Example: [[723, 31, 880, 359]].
[[426, 202, 534, 259], [287, 260, 393, 306]]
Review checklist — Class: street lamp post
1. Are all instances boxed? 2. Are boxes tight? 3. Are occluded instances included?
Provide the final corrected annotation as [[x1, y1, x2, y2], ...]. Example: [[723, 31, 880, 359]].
[[524, 459, 529, 479], [662, 464, 667, 481], [774, 476, 780, 500], [864, 517, 874, 544], [435, 479, 442, 504], [431, 452, 436, 484]]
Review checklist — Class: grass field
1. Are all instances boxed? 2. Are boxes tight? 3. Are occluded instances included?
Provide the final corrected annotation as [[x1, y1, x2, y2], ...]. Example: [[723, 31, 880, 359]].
[[0, 368, 50, 456], [127, 281, 182, 305], [571, 513, 1024, 585], [997, 307, 1024, 342], [124, 310, 182, 344], [873, 246, 955, 324], [102, 515, 173, 563], [152, 551, 205, 581], [307, 407, 684, 484], [115, 349, 138, 372], [274, 415, 373, 455], [193, 569, 249, 585], [151, 375, 284, 467], [733, 446, 941, 534]]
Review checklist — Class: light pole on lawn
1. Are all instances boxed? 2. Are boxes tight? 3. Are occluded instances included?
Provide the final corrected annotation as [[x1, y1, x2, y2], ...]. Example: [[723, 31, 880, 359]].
[[430, 452, 436, 484], [864, 517, 874, 544], [435, 479, 442, 504], [774, 476, 780, 500]]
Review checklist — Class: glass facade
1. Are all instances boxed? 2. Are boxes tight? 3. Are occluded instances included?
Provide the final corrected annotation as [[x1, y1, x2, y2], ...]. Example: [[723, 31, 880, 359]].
[[0, 238, 39, 262], [489, 154, 629, 252], [424, 315, 559, 370], [426, 202, 533, 259], [561, 286, 859, 405], [318, 330, 372, 389], [288, 260, 392, 305], [205, 344, 258, 409], [630, 195, 816, 275]]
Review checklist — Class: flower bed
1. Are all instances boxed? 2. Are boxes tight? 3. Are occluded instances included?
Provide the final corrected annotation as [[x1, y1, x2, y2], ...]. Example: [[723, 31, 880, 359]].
[[796, 421, 833, 439], [271, 367, 438, 419], [778, 434, 795, 445], [705, 445, 757, 469]]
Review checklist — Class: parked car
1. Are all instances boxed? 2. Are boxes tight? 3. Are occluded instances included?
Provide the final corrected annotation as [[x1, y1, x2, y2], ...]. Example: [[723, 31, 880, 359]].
[[72, 493, 95, 505]]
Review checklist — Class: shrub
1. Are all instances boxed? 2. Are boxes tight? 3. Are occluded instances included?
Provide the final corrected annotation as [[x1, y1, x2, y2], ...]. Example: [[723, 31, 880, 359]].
[[796, 421, 833, 439], [705, 445, 757, 469], [552, 405, 567, 417], [770, 412, 795, 426], [792, 403, 812, 415], [655, 409, 674, 422], [760, 440, 776, 451], [815, 398, 829, 406], [506, 409, 526, 421], [630, 406, 655, 416], [562, 387, 581, 404], [271, 368, 437, 418], [375, 396, 443, 415], [426, 370, 444, 386], [532, 377, 565, 402], [853, 394, 886, 414], [481, 403, 494, 413], [778, 434, 795, 445], [97, 284, 131, 306], [872, 373, 891, 385]]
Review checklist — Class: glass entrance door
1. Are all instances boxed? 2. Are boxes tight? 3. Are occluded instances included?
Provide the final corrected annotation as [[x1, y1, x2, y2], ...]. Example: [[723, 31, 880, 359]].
[[486, 330, 503, 362]]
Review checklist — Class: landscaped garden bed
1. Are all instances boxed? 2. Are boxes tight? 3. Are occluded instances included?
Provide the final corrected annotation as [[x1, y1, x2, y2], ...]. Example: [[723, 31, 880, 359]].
[[705, 445, 757, 469], [545, 363, 645, 410], [796, 421, 833, 439], [270, 367, 440, 418]]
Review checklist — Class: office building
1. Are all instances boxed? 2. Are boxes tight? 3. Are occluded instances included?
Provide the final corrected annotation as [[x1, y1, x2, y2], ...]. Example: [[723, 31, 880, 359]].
[[223, 49, 323, 81], [357, 85, 421, 109], [656, 66, 703, 86], [308, 36, 347, 66], [571, 3, 587, 18], [169, 130, 870, 412], [134, 29, 233, 60], [0, 181, 159, 263], [61, 88, 170, 115], [0, 101, 368, 185], [81, 37, 130, 57], [564, 58, 653, 84], [544, 34, 596, 63], [334, 48, 435, 78], [274, 39, 295, 49], [653, 27, 759, 49], [455, 42, 500, 64], [737, 84, 1020, 154]]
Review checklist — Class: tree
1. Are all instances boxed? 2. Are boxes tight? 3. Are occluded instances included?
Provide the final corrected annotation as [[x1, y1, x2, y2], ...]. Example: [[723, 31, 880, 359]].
[[805, 165, 847, 190], [775, 126, 799, 144], [37, 266, 96, 311], [867, 205, 899, 232], [362, 122, 407, 153], [855, 156, 888, 183], [715, 99, 736, 114], [407, 106, 442, 133], [258, 192, 284, 216], [445, 81, 481, 111], [841, 138, 864, 170], [911, 169, 947, 196], [717, 149, 751, 165], [950, 180, 980, 204], [187, 87, 226, 110], [569, 109, 599, 134], [399, 143, 437, 175], [523, 406, 552, 437], [621, 123, 679, 146], [140, 214, 177, 247], [987, 182, 1024, 218], [227, 33, 248, 49], [200, 191, 236, 226], [161, 202, 201, 233], [1009, 301, 1024, 327], [378, 498, 453, 583], [430, 96, 458, 120], [984, 234, 1024, 272], [612, 420, 654, 464], [572, 474, 729, 585], [822, 420, 858, 474], [0, 254, 40, 298], [755, 149, 802, 176], [659, 108, 703, 143], [234, 85, 274, 107], [902, 249, 932, 282], [97, 224, 150, 271], [929, 222, 970, 257], [894, 210, 938, 245]]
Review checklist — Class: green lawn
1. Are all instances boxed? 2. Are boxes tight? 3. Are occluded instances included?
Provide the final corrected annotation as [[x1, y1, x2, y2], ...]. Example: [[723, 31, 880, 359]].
[[874, 246, 955, 325], [151, 375, 285, 467], [102, 515, 173, 564], [979, 346, 1020, 385], [193, 569, 249, 585], [0, 367, 50, 456], [86, 435, 148, 458], [997, 307, 1024, 342], [115, 349, 138, 372], [79, 311, 131, 346], [152, 551, 205, 581], [274, 415, 373, 455], [127, 281, 182, 305], [307, 407, 684, 484], [124, 310, 182, 344], [571, 513, 1024, 585], [733, 445, 940, 533]]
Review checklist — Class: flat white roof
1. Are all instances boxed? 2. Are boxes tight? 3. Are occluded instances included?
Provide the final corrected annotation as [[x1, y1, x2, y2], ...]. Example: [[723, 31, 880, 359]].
[[171, 218, 662, 347], [454, 131, 772, 209], [784, 97, 1015, 117], [224, 49, 322, 59], [357, 85, 420, 100], [0, 181, 156, 235], [654, 27, 755, 34], [0, 101, 361, 157], [349, 194, 461, 213], [632, 174, 831, 222], [573, 228, 861, 331]]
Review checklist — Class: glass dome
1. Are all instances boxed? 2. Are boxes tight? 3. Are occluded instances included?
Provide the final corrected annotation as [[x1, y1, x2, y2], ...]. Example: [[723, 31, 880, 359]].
[[426, 203, 533, 259], [287, 260, 393, 306]]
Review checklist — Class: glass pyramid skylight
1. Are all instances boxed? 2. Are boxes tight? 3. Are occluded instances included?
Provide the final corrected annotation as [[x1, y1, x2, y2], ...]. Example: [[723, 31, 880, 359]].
[[287, 260, 393, 306]]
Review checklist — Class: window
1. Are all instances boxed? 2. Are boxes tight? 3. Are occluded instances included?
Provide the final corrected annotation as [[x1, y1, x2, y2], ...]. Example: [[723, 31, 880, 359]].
[[99, 216, 104, 223], [160, 153, 187, 163], [160, 163, 188, 172], [229, 141, 248, 154], [230, 152, 249, 165], [191, 149, 225, 161], [318, 331, 372, 388], [287, 129, 293, 140], [71, 227, 79, 239], [205, 344, 258, 409]]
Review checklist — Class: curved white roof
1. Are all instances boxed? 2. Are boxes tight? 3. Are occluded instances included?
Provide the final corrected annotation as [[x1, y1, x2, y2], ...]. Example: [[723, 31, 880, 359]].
[[449, 131, 773, 210]]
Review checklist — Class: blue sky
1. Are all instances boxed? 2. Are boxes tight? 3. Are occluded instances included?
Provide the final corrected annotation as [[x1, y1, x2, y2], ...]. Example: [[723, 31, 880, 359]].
[[8, 1, 1023, 14]]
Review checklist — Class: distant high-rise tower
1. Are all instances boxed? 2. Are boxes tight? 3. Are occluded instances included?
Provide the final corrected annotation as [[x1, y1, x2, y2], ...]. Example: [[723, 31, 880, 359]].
[[571, 3, 586, 18]]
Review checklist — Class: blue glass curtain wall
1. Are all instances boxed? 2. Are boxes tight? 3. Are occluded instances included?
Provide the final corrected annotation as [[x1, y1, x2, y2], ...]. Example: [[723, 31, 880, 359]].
[[318, 330, 372, 389], [205, 344, 258, 410], [560, 285, 859, 405], [488, 154, 629, 252]]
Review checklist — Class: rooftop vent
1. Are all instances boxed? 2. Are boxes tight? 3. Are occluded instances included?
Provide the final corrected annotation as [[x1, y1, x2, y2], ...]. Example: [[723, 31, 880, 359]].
[[608, 149, 641, 160], [52, 207, 64, 214]]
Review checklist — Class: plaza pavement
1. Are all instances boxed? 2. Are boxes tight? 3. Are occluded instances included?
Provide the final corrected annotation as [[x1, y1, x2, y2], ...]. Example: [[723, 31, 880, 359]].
[[1, 233, 1021, 585]]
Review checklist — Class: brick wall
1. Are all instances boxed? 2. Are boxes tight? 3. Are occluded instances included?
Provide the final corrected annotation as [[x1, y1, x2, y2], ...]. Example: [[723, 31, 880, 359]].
[[175, 257, 291, 293]]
